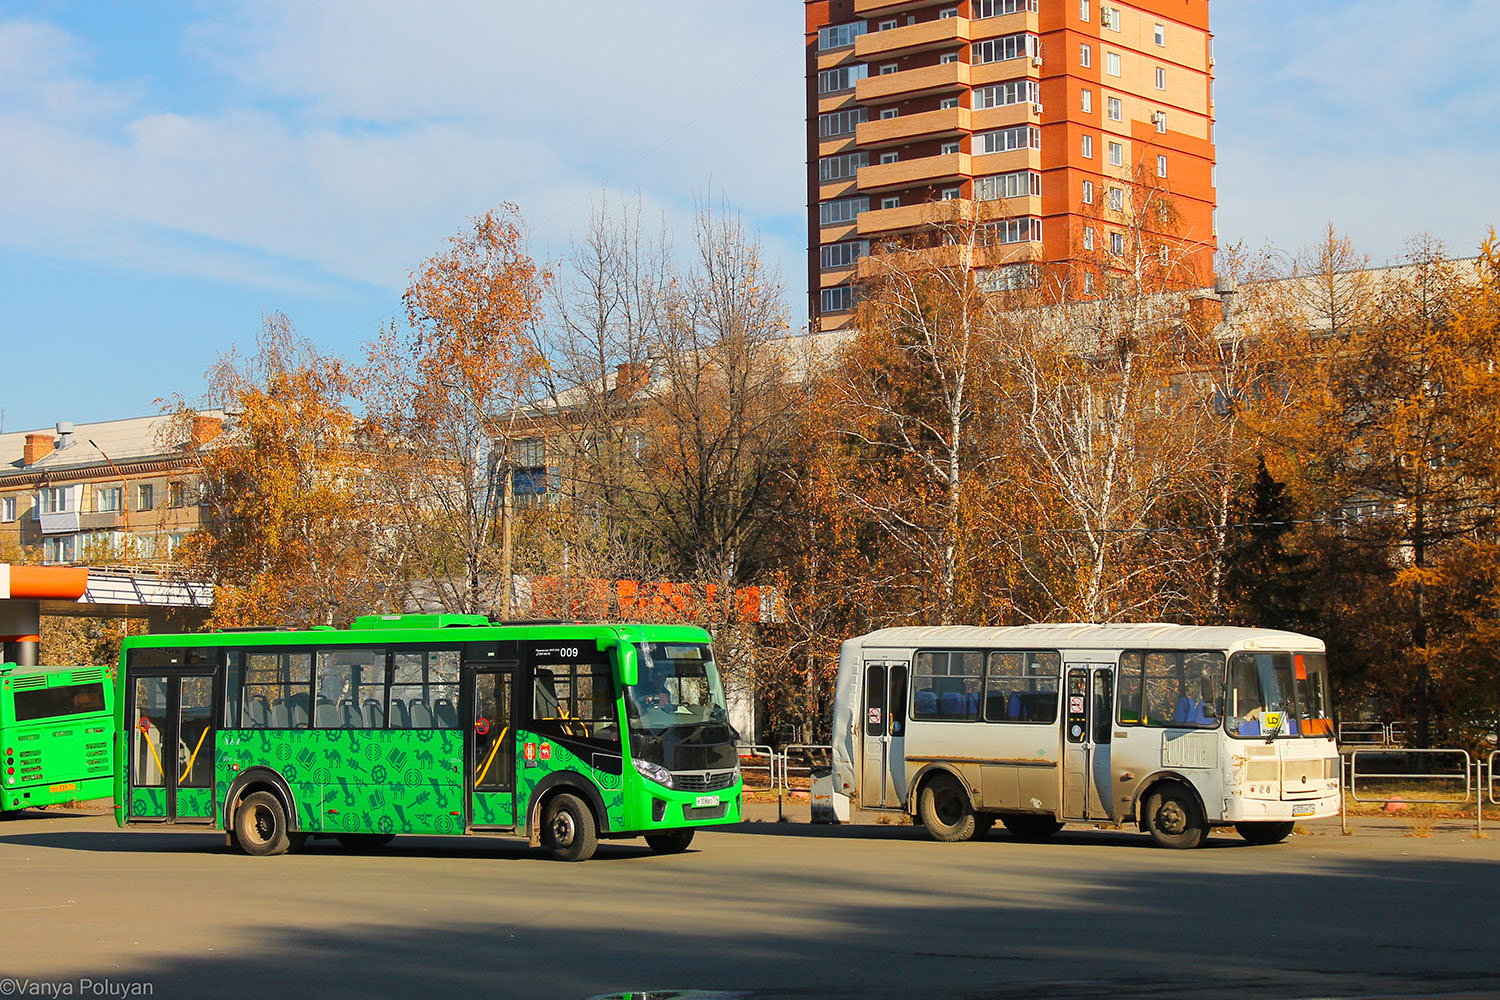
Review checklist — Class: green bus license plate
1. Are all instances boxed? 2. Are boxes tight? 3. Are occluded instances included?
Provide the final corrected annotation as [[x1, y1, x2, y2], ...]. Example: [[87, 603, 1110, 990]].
[[49, 782, 77, 794], [695, 795, 719, 809], [1291, 802, 1316, 817]]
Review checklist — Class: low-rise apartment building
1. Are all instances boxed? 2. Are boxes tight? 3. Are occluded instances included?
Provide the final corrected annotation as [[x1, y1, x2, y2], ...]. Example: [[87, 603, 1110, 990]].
[[0, 413, 223, 566]]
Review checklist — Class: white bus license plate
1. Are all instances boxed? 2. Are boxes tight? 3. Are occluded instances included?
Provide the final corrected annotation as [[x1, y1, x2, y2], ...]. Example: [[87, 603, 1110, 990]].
[[1291, 802, 1316, 817], [695, 795, 719, 809]]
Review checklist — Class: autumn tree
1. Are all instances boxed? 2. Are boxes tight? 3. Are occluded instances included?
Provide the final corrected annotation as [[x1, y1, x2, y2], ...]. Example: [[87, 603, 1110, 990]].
[[361, 206, 549, 616], [173, 312, 407, 627], [817, 202, 1012, 622]]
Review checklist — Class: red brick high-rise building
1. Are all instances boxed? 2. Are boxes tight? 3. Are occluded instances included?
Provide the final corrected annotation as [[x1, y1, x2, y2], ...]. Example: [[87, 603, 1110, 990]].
[[806, 0, 1216, 330]]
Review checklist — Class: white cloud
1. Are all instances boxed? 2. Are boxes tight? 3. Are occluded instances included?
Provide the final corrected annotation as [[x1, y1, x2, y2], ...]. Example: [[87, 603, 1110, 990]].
[[0, 2, 808, 307], [1213, 0, 1500, 261]]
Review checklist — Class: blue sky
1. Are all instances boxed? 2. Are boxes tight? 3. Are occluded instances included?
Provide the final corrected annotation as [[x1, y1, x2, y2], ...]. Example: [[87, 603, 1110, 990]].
[[1, 1, 1496, 432]]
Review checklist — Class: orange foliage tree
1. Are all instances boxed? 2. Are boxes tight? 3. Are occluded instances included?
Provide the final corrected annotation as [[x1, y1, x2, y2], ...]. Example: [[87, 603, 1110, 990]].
[[361, 206, 550, 615], [172, 312, 409, 627]]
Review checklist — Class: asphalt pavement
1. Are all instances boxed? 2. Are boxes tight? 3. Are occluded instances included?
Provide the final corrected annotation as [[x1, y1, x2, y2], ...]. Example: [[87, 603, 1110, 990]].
[[1, 804, 1497, 1000]]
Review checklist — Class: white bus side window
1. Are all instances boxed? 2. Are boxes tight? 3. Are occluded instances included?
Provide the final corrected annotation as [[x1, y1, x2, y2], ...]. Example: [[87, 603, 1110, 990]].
[[984, 650, 1059, 722]]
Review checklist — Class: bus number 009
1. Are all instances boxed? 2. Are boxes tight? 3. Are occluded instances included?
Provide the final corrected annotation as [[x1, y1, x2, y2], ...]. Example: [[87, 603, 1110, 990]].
[[540, 647, 580, 659]]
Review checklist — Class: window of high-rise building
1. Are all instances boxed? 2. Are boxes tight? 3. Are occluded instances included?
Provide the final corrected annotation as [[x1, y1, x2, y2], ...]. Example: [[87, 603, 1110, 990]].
[[818, 107, 868, 139], [1106, 52, 1121, 76], [818, 64, 868, 95], [940, 97, 960, 109], [878, 18, 897, 30], [985, 218, 1043, 245], [1156, 66, 1167, 89], [1154, 111, 1167, 133], [880, 107, 900, 120], [1082, 179, 1094, 204], [1155, 23, 1166, 46], [820, 196, 868, 227], [821, 285, 856, 313], [879, 63, 898, 75], [1081, 134, 1094, 158], [975, 170, 1041, 201], [818, 22, 866, 51], [820, 240, 869, 270], [1109, 186, 1124, 210], [1108, 141, 1123, 166], [1079, 0, 1090, 21], [940, 52, 958, 64], [1080, 43, 1091, 68], [1111, 231, 1124, 255], [1107, 97, 1122, 121], [819, 151, 868, 183], [880, 196, 900, 209], [1083, 227, 1095, 250], [1157, 155, 1168, 178], [941, 141, 960, 155], [941, 7, 958, 17], [880, 151, 900, 164], [1081, 88, 1092, 113], [974, 79, 1040, 110], [1084, 272, 1096, 293], [1102, 6, 1121, 31], [976, 124, 1041, 154], [941, 187, 961, 200], [973, 33, 1038, 65], [974, 0, 1038, 17]]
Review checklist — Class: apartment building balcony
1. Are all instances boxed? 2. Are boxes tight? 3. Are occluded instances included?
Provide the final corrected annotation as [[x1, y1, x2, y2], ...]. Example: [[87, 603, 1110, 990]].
[[856, 239, 1043, 280], [857, 106, 969, 148], [855, 0, 938, 15], [858, 152, 970, 193], [855, 197, 1020, 237], [856, 62, 969, 103], [855, 17, 969, 60]]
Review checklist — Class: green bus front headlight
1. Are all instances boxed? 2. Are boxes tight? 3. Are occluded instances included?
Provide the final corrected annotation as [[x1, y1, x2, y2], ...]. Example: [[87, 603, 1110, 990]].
[[633, 757, 674, 789]]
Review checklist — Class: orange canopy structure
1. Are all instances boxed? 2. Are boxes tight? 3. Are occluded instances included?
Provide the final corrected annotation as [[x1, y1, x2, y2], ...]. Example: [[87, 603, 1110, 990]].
[[0, 564, 89, 601]]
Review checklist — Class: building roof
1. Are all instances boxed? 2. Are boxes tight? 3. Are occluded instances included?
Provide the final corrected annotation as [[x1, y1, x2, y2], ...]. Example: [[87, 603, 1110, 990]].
[[0, 411, 224, 477]]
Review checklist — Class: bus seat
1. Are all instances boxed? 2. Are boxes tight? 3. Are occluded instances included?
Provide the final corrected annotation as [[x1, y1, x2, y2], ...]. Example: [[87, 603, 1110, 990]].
[[914, 689, 938, 715], [433, 699, 457, 729], [1286, 718, 1300, 735], [965, 691, 980, 716], [291, 702, 309, 728], [1173, 697, 1196, 724], [1188, 701, 1217, 726], [314, 702, 342, 729], [985, 691, 1009, 721], [940, 691, 964, 716], [245, 696, 270, 729], [1236, 718, 1262, 737], [1008, 692, 1024, 721], [409, 700, 434, 729], [388, 700, 410, 729], [363, 699, 384, 729], [270, 704, 289, 728], [339, 700, 361, 728]]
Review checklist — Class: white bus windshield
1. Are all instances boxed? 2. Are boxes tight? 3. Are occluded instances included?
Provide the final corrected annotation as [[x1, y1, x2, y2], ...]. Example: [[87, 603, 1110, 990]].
[[1227, 651, 1332, 738]]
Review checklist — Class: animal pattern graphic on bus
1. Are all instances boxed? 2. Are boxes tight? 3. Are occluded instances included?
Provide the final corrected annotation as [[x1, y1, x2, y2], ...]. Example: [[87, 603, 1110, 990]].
[[202, 728, 624, 835]]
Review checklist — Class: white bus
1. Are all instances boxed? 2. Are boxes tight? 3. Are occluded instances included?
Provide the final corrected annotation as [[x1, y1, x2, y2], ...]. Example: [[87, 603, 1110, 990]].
[[832, 624, 1340, 848]]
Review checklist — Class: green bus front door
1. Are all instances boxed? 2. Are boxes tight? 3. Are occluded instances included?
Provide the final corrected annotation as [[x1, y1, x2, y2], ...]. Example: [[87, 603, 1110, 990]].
[[128, 672, 216, 824], [469, 668, 515, 828]]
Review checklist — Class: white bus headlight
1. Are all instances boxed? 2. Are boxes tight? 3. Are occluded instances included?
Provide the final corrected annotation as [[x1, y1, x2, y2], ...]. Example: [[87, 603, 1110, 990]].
[[633, 758, 675, 789]]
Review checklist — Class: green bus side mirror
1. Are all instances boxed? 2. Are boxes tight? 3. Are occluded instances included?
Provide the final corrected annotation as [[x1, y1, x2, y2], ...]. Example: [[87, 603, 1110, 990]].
[[613, 642, 638, 688]]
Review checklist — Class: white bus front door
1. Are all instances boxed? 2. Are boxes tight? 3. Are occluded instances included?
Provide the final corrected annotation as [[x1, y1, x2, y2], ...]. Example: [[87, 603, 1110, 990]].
[[859, 661, 908, 809], [1062, 665, 1113, 821]]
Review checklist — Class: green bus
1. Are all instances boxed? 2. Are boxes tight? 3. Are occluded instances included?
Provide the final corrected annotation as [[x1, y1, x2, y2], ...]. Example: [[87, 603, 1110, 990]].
[[2, 663, 115, 815], [114, 615, 743, 860]]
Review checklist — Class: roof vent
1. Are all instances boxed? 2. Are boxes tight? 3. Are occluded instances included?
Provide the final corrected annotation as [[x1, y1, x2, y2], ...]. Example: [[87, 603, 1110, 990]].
[[55, 421, 75, 450]]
